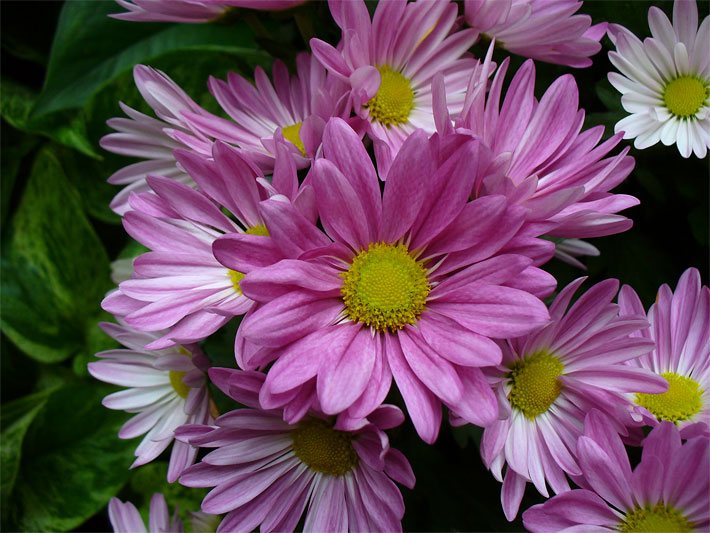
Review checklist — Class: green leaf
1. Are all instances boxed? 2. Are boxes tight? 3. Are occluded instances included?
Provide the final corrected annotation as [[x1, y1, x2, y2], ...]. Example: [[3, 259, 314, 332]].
[[9, 383, 135, 532], [30, 1, 267, 120], [0, 148, 111, 363], [0, 388, 53, 514]]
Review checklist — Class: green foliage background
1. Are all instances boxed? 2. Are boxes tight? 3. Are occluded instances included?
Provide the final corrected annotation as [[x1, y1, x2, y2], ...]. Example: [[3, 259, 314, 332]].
[[0, 1, 707, 531]]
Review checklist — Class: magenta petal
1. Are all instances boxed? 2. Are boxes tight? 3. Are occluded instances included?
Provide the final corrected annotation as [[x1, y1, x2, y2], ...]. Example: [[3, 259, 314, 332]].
[[239, 260, 343, 303], [212, 233, 282, 273], [576, 436, 633, 511], [319, 326, 377, 415], [522, 489, 618, 532], [501, 468, 527, 521], [419, 312, 502, 367], [386, 335, 442, 444], [258, 196, 331, 257]]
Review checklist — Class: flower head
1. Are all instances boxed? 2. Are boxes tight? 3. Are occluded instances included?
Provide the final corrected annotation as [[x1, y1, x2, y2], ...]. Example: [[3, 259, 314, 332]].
[[523, 411, 709, 532], [619, 267, 710, 435], [102, 142, 309, 349], [109, 493, 183, 533], [88, 323, 212, 482], [436, 55, 639, 247], [481, 278, 667, 519], [216, 118, 555, 443], [464, 0, 607, 67], [181, 52, 351, 171], [311, 0, 478, 173], [608, 0, 710, 158], [178, 368, 415, 533]]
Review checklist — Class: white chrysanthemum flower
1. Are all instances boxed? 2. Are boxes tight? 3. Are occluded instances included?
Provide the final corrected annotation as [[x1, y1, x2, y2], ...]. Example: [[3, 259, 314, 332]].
[[607, 0, 709, 158]]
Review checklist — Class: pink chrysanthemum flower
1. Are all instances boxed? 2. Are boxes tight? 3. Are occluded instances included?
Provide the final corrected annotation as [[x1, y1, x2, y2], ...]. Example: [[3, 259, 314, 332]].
[[619, 267, 710, 435], [310, 0, 478, 173], [88, 323, 212, 482], [435, 54, 640, 252], [112, 0, 304, 23], [101, 65, 214, 215], [464, 0, 607, 68], [109, 493, 183, 533], [523, 411, 709, 532], [480, 277, 667, 520], [181, 52, 351, 171], [177, 368, 415, 533], [102, 142, 309, 349], [215, 118, 554, 443], [607, 0, 710, 158]]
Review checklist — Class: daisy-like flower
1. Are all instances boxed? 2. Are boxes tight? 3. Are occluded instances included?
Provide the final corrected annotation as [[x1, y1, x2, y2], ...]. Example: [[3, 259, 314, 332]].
[[619, 267, 710, 435], [181, 52, 351, 171], [112, 0, 304, 23], [310, 0, 478, 173], [523, 411, 709, 532], [101, 64, 214, 215], [109, 493, 182, 533], [102, 141, 310, 350], [435, 54, 640, 249], [88, 323, 212, 482], [464, 0, 607, 67], [177, 368, 415, 533], [608, 0, 710, 158], [480, 277, 667, 520], [216, 118, 554, 443]]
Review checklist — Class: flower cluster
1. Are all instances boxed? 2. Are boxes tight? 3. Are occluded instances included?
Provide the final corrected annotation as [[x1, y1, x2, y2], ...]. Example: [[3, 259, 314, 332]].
[[92, 0, 709, 531]]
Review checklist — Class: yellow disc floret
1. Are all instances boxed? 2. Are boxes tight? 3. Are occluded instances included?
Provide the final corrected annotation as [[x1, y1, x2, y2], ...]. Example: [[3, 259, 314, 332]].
[[341, 242, 430, 332], [663, 76, 709, 117], [228, 269, 245, 294], [281, 122, 306, 157], [619, 503, 692, 532], [508, 351, 565, 419], [291, 418, 358, 476], [636, 372, 703, 423], [366, 66, 415, 127], [245, 224, 270, 237], [169, 370, 190, 399]]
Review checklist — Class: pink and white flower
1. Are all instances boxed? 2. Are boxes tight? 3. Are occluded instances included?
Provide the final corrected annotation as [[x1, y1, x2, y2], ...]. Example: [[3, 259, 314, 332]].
[[88, 323, 211, 482], [100, 65, 213, 215], [435, 54, 640, 250], [619, 267, 710, 435], [607, 0, 710, 158], [523, 411, 709, 532], [109, 493, 183, 533], [102, 142, 308, 349], [216, 118, 555, 443], [112, 0, 304, 23], [181, 52, 351, 172], [178, 368, 415, 533], [480, 277, 667, 520], [464, 0, 607, 67], [310, 0, 478, 173]]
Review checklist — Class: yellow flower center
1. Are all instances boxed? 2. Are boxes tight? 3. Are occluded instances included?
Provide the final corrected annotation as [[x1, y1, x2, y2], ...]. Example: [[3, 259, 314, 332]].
[[663, 76, 708, 117], [619, 503, 692, 532], [245, 224, 270, 237], [341, 242, 430, 332], [168, 371, 190, 399], [291, 418, 358, 476], [228, 269, 245, 294], [366, 66, 415, 127], [636, 372, 703, 423], [281, 122, 306, 156], [508, 351, 564, 419]]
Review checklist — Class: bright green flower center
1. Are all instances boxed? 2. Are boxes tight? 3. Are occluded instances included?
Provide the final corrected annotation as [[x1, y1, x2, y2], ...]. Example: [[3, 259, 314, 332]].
[[508, 351, 564, 419], [169, 371, 190, 399], [366, 66, 415, 127], [341, 242, 430, 332], [291, 419, 358, 476], [619, 502, 692, 532], [663, 76, 708, 117], [636, 372, 703, 423], [281, 122, 306, 156]]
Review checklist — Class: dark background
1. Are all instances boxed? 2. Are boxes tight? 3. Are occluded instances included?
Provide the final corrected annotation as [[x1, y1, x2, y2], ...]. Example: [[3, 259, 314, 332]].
[[1, 1, 707, 531]]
